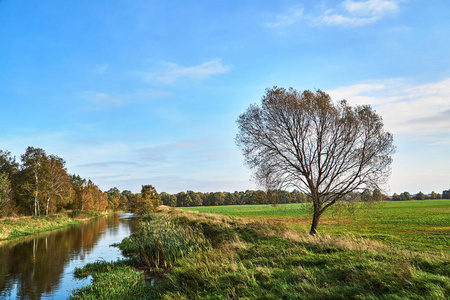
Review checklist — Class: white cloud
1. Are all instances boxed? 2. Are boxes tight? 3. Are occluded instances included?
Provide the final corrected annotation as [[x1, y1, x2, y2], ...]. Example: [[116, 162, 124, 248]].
[[318, 0, 400, 26], [327, 78, 450, 137], [266, 9, 304, 28], [268, 1, 401, 29], [142, 60, 230, 84]]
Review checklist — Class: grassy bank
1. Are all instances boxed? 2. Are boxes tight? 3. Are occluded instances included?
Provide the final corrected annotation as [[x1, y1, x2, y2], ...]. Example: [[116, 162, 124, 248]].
[[70, 208, 450, 299], [182, 200, 450, 253], [0, 211, 109, 241]]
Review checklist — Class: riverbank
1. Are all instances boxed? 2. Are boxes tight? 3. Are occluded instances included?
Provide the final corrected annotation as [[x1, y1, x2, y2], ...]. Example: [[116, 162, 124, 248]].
[[70, 208, 450, 299], [0, 211, 114, 241]]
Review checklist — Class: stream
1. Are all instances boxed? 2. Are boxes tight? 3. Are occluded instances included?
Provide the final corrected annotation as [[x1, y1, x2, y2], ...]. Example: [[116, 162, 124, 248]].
[[0, 213, 138, 299]]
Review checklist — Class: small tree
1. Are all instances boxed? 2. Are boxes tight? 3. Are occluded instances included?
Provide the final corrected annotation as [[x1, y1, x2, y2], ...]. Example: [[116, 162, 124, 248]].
[[372, 189, 384, 202], [415, 191, 426, 200], [139, 185, 161, 213], [236, 87, 395, 235]]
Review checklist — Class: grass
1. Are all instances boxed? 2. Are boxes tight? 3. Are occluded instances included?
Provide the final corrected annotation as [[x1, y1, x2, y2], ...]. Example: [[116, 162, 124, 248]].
[[181, 200, 450, 253], [70, 259, 155, 300], [120, 214, 211, 269], [0, 211, 108, 241], [70, 207, 450, 299]]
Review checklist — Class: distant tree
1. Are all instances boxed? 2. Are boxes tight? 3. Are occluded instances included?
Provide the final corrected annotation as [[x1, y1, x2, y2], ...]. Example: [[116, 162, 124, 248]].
[[414, 191, 426, 200], [121, 190, 133, 209], [236, 87, 395, 235], [176, 192, 191, 207], [18, 147, 51, 215], [244, 190, 256, 205], [0, 172, 13, 217], [400, 192, 411, 201], [442, 190, 450, 199], [160, 192, 177, 207], [372, 189, 384, 202], [74, 179, 108, 212], [430, 191, 441, 200], [361, 189, 372, 202], [255, 190, 268, 204], [106, 187, 121, 209], [70, 174, 85, 209], [211, 192, 225, 206], [80, 180, 95, 211], [292, 190, 306, 203], [140, 185, 161, 212], [187, 190, 203, 206], [224, 192, 236, 205], [45, 155, 73, 214], [0, 150, 19, 178], [0, 151, 19, 215]]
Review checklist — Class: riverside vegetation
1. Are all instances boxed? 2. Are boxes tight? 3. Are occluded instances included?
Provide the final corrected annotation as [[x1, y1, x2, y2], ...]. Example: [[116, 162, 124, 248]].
[[70, 201, 450, 299], [0, 211, 106, 241]]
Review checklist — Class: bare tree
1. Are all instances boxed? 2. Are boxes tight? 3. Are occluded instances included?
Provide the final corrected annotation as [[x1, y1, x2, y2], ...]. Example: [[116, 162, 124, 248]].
[[236, 87, 395, 235]]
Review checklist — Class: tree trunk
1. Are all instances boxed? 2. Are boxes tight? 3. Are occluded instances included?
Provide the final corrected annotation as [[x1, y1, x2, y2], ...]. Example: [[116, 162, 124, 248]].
[[46, 197, 50, 215], [309, 209, 322, 235], [34, 194, 38, 216]]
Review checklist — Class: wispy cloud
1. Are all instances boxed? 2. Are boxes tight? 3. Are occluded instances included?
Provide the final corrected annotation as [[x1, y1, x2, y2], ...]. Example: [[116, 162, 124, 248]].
[[77, 161, 144, 169], [82, 91, 123, 106], [133, 139, 207, 162], [327, 77, 450, 137], [140, 60, 230, 84], [267, 0, 401, 29], [318, 0, 400, 26], [266, 9, 304, 28], [92, 63, 109, 75]]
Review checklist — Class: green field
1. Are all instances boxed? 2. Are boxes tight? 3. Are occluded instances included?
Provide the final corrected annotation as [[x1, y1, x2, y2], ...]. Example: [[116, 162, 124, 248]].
[[71, 206, 450, 299], [182, 200, 450, 253]]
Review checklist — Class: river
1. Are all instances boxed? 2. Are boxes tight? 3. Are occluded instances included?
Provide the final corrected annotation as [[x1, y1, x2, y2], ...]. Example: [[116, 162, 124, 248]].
[[0, 213, 139, 299]]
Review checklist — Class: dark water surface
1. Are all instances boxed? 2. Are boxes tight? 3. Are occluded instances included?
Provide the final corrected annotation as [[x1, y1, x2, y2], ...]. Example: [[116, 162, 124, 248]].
[[0, 213, 138, 299]]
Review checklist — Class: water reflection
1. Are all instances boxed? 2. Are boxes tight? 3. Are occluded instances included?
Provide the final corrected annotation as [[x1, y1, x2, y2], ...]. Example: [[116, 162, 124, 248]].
[[0, 213, 138, 299]]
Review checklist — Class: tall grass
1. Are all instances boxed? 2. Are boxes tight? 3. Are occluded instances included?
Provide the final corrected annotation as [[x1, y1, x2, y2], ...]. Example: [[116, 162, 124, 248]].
[[127, 214, 211, 270]]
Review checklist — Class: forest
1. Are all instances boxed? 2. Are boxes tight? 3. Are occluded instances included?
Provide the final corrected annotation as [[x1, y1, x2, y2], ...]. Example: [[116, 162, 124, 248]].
[[0, 147, 161, 218]]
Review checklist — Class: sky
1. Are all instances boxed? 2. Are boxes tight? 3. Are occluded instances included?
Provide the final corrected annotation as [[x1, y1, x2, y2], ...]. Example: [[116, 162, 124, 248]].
[[1, 0, 450, 195]]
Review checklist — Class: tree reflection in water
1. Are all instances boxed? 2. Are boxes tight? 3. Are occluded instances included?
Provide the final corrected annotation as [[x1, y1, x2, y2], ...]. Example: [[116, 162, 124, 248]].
[[0, 213, 138, 299]]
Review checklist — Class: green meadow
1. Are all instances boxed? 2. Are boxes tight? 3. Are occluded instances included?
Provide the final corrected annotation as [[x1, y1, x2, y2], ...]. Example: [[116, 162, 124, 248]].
[[181, 200, 450, 253], [71, 201, 450, 299]]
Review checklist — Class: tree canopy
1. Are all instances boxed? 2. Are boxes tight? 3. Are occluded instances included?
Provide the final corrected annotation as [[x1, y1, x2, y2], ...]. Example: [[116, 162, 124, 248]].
[[236, 87, 395, 234]]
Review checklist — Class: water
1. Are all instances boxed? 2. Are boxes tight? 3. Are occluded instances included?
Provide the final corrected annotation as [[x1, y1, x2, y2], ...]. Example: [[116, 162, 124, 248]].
[[0, 213, 139, 299]]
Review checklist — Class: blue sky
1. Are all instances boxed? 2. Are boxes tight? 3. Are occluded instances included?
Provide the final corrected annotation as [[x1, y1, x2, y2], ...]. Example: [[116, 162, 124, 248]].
[[1, 0, 450, 195]]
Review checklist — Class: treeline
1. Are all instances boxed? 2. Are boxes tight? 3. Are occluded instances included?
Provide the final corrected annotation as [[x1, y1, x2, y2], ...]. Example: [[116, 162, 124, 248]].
[[391, 190, 450, 201], [157, 188, 450, 207], [159, 190, 306, 207], [0, 147, 163, 218], [156, 189, 388, 207], [0, 147, 110, 217], [105, 185, 161, 215]]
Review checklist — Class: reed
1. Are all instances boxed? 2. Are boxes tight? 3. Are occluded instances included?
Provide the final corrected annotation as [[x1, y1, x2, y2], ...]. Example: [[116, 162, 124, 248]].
[[129, 214, 211, 270]]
